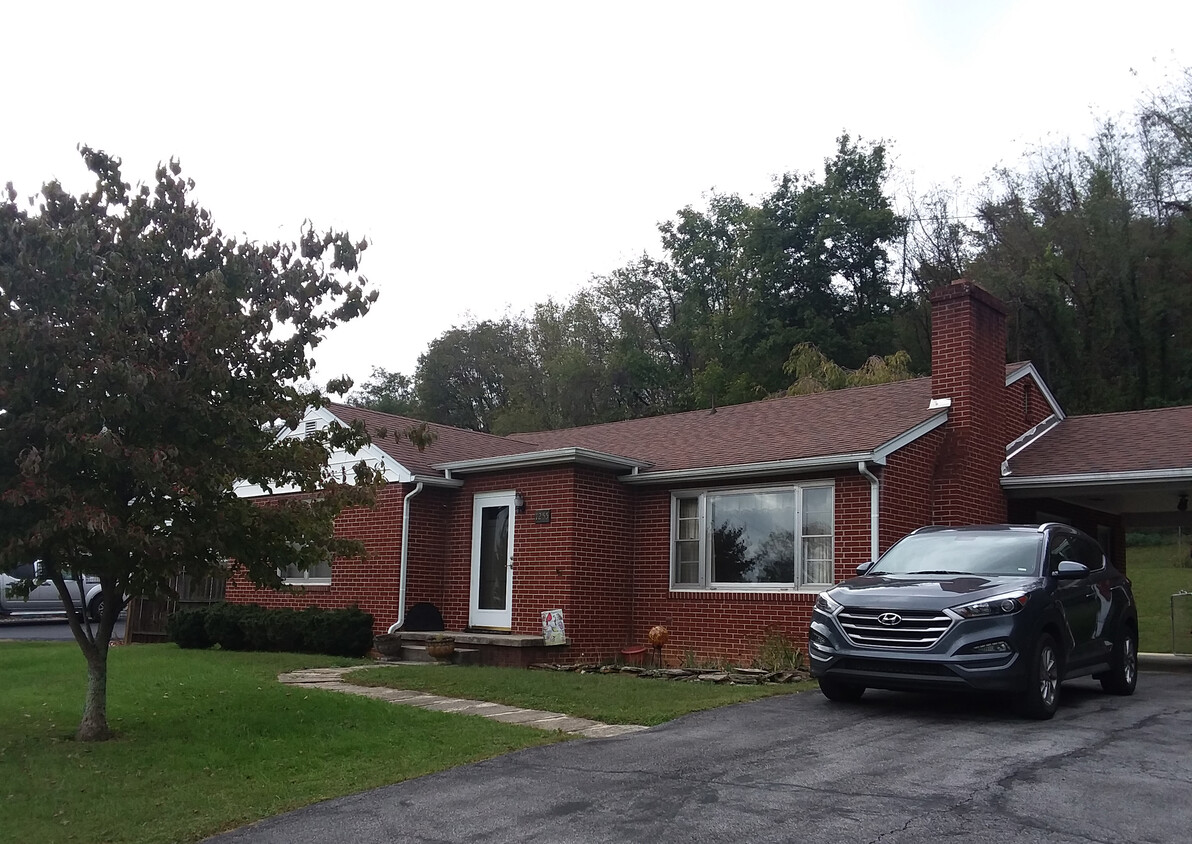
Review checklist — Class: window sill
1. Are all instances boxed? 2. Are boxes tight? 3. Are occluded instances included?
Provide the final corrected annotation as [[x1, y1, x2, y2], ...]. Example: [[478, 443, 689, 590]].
[[283, 581, 332, 590]]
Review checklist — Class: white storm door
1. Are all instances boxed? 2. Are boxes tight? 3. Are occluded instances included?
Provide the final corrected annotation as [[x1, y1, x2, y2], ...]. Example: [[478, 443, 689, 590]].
[[469, 492, 515, 630]]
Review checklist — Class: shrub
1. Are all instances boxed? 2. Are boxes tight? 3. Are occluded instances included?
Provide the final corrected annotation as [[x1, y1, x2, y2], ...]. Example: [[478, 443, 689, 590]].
[[203, 603, 263, 651], [753, 628, 804, 672], [304, 605, 374, 657], [167, 602, 375, 657], [166, 609, 212, 649]]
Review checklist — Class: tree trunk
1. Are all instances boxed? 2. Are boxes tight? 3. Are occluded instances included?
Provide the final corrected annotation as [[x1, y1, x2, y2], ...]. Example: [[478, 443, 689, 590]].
[[77, 642, 113, 742]]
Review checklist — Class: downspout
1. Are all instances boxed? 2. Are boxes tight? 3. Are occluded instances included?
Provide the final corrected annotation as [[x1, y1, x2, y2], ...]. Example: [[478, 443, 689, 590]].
[[858, 462, 880, 562], [386, 481, 424, 634]]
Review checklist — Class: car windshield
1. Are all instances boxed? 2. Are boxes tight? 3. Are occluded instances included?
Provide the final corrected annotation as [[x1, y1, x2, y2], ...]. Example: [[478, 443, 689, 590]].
[[870, 531, 1042, 577]]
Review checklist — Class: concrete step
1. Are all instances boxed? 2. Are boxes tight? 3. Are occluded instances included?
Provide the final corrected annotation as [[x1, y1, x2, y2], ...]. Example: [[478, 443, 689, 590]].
[[399, 643, 482, 665]]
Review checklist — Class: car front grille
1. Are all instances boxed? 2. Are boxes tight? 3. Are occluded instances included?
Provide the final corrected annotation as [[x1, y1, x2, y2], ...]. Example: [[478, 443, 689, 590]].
[[834, 658, 954, 676], [837, 607, 952, 649]]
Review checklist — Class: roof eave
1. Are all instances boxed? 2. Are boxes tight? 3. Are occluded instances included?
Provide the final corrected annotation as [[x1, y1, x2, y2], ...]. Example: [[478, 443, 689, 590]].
[[1001, 468, 1192, 490], [872, 412, 948, 462], [617, 451, 878, 485], [433, 447, 652, 475], [1006, 363, 1066, 420]]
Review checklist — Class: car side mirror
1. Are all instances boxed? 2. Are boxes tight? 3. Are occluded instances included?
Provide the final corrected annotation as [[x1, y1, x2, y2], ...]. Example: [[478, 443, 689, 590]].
[[856, 561, 874, 575], [1052, 560, 1090, 580]]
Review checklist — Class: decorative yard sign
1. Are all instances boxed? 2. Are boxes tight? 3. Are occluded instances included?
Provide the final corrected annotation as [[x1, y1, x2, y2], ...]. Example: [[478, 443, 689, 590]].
[[541, 609, 566, 645]]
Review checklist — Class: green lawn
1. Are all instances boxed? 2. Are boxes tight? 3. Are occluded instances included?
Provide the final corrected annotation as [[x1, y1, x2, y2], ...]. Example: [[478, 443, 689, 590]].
[[0, 643, 557, 844], [351, 664, 814, 726], [1126, 541, 1192, 653]]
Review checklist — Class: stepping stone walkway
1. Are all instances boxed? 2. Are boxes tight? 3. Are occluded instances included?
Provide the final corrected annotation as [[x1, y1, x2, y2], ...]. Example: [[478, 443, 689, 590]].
[[278, 667, 648, 739]]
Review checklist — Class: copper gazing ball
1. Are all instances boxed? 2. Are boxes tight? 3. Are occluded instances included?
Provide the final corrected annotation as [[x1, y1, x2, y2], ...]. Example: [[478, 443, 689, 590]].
[[648, 625, 669, 646]]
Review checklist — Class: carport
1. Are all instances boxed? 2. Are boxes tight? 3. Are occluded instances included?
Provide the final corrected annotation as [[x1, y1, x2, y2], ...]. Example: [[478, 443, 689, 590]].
[[1002, 405, 1192, 573]]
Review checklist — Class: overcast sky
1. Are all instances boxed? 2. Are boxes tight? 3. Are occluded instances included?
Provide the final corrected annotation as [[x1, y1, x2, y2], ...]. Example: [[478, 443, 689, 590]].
[[4, 1, 1190, 390]]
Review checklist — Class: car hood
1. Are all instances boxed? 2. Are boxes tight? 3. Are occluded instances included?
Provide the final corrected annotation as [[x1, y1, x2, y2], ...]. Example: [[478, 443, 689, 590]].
[[828, 574, 1043, 611]]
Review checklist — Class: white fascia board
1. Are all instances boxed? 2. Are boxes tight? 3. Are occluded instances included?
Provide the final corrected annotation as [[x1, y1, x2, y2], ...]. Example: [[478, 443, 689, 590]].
[[1001, 468, 1192, 489], [1006, 363, 1066, 421], [433, 447, 652, 475], [617, 452, 876, 485], [1004, 415, 1062, 463], [872, 412, 949, 463]]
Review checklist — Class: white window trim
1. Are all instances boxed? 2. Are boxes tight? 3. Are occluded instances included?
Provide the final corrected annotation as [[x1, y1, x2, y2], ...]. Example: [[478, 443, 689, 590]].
[[669, 480, 835, 593], [282, 567, 331, 586]]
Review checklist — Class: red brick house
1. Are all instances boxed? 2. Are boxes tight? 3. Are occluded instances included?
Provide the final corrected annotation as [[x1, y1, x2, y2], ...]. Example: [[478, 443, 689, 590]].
[[228, 280, 1192, 665]]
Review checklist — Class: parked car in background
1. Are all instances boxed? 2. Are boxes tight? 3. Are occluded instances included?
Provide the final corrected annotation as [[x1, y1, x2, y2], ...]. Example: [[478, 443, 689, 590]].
[[809, 523, 1138, 719], [1, 562, 107, 621]]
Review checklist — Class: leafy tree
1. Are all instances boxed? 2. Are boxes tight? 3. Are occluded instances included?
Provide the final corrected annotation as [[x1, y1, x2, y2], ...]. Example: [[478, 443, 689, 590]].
[[0, 149, 383, 741], [784, 343, 915, 395], [348, 367, 421, 417]]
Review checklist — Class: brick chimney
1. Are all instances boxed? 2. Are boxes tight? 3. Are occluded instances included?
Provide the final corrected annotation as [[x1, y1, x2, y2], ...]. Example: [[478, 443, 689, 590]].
[[930, 279, 1008, 525]]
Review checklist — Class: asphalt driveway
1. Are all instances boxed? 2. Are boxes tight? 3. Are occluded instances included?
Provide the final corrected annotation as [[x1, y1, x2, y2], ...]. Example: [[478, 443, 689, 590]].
[[212, 673, 1192, 844]]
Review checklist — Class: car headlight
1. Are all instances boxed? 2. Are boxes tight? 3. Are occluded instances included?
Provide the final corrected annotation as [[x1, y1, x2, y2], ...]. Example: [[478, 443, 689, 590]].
[[952, 591, 1029, 619], [814, 591, 843, 615]]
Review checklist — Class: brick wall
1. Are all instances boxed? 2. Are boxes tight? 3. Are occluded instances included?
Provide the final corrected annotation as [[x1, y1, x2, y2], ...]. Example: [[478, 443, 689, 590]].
[[225, 483, 406, 635], [627, 472, 869, 667], [930, 280, 1008, 525]]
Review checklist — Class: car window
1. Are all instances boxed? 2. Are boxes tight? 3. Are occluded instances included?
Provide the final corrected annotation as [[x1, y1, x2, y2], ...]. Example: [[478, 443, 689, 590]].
[[5, 562, 38, 580], [1076, 536, 1106, 571], [872, 532, 1042, 576]]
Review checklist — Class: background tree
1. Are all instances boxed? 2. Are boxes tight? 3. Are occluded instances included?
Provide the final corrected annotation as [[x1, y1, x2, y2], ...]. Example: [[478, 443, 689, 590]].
[[348, 367, 421, 417], [0, 149, 383, 741]]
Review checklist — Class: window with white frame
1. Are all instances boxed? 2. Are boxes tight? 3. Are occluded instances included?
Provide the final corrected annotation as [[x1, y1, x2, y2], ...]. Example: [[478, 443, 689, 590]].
[[281, 559, 332, 585], [670, 482, 834, 590], [280, 544, 332, 585]]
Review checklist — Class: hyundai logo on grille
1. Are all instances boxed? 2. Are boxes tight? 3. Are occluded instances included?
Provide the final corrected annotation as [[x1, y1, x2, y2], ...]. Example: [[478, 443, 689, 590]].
[[877, 612, 903, 626]]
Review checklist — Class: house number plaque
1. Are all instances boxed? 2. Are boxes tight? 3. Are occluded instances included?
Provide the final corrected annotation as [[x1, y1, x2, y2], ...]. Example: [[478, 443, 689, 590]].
[[533, 509, 552, 524]]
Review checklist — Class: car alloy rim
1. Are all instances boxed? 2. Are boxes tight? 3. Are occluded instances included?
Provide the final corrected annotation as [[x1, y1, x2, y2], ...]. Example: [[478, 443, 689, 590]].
[[1039, 644, 1058, 706], [1124, 637, 1137, 685]]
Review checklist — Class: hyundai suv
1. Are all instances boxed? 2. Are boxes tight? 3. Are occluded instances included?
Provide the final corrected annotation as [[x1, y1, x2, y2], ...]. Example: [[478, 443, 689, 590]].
[[809, 524, 1138, 719]]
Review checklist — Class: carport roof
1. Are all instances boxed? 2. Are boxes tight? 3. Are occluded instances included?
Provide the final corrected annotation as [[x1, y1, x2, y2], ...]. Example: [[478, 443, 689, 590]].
[[1005, 405, 1192, 482]]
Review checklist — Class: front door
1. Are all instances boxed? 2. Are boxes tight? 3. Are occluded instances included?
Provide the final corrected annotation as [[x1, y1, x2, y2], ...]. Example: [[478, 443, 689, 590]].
[[469, 492, 515, 630]]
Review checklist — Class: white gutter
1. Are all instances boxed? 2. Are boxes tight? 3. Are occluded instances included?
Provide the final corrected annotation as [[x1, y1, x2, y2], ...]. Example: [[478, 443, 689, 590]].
[[617, 451, 878, 485], [386, 481, 424, 634], [434, 446, 651, 475], [858, 461, 880, 562], [1001, 468, 1192, 488]]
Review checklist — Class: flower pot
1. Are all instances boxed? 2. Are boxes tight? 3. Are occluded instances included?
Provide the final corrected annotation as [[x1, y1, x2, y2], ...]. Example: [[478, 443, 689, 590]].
[[374, 633, 403, 659], [426, 640, 455, 661]]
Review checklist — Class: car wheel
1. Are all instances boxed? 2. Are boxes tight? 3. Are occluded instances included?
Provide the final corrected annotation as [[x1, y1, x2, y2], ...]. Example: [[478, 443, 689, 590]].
[[818, 676, 865, 702], [1017, 633, 1061, 720], [88, 595, 103, 622], [1099, 627, 1138, 696]]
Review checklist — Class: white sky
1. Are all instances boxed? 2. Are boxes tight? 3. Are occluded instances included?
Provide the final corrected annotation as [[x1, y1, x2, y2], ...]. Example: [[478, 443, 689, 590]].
[[4, 1, 1190, 390]]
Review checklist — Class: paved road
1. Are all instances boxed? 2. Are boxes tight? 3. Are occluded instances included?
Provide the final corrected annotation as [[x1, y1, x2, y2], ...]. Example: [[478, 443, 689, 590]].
[[212, 672, 1192, 844], [0, 615, 126, 641]]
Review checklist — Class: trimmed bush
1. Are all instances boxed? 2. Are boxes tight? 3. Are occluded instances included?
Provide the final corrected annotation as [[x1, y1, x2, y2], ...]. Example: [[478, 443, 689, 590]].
[[166, 609, 212, 649], [166, 602, 375, 658]]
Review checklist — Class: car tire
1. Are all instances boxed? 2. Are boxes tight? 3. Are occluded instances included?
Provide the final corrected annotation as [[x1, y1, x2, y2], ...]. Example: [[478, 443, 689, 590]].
[[1099, 627, 1138, 696], [818, 676, 865, 702], [88, 595, 103, 622], [1016, 633, 1061, 720]]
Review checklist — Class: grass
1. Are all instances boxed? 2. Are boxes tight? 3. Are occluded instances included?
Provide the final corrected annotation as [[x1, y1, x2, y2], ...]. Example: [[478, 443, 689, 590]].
[[351, 663, 815, 726], [0, 643, 557, 844], [1126, 540, 1192, 653]]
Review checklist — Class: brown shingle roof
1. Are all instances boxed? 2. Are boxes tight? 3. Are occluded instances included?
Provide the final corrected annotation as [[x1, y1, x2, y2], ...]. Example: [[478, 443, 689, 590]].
[[326, 379, 944, 479], [511, 378, 941, 474], [325, 403, 539, 477], [1007, 406, 1192, 477]]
